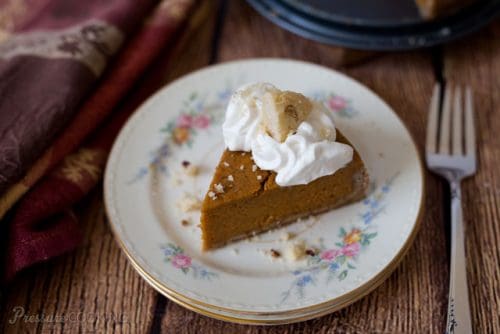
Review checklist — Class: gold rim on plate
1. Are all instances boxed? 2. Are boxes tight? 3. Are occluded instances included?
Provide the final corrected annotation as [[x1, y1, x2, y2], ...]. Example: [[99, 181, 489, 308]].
[[107, 193, 423, 324]]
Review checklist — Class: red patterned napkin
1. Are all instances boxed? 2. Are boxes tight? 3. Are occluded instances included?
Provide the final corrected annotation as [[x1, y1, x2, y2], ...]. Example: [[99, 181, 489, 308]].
[[0, 0, 157, 198], [1, 0, 195, 281]]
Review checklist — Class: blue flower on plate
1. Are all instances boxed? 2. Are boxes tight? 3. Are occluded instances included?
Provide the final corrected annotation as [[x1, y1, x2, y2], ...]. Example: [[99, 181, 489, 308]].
[[329, 262, 340, 272], [297, 275, 313, 287]]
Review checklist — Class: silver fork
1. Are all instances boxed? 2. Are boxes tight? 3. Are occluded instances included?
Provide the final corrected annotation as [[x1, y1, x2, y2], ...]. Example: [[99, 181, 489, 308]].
[[426, 84, 476, 334]]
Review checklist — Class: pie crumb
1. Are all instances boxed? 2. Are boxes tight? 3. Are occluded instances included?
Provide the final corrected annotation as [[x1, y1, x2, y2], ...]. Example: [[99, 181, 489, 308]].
[[172, 174, 183, 185], [280, 232, 295, 241], [181, 219, 190, 226], [270, 249, 281, 258], [214, 183, 225, 193], [177, 194, 201, 212], [250, 232, 260, 241], [284, 240, 306, 261], [184, 164, 199, 177], [305, 248, 316, 256]]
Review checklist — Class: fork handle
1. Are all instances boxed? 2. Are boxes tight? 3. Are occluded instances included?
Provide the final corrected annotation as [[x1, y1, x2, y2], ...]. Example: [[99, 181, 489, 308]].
[[446, 181, 473, 334]]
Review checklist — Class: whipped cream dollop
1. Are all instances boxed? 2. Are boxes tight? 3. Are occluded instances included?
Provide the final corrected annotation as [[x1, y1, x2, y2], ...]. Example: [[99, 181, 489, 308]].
[[222, 83, 353, 186], [223, 83, 278, 151]]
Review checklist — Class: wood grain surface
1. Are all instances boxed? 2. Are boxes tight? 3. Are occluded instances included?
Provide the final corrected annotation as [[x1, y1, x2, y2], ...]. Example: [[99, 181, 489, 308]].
[[443, 20, 500, 334], [1, 1, 499, 333]]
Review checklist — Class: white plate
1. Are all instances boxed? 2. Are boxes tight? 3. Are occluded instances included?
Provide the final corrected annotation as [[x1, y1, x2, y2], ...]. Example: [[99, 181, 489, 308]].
[[104, 59, 423, 317]]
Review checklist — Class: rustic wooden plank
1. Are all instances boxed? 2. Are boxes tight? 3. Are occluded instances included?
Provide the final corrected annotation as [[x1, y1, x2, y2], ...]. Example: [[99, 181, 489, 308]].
[[342, 52, 449, 334], [160, 0, 221, 83], [443, 21, 500, 334], [0, 1, 219, 333], [160, 1, 450, 333], [0, 190, 157, 334], [216, 0, 376, 67]]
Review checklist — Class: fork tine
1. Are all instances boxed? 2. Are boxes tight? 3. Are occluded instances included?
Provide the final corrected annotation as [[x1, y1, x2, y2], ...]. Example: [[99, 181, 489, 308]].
[[465, 86, 476, 157], [452, 86, 463, 155], [426, 83, 441, 153], [439, 84, 453, 154]]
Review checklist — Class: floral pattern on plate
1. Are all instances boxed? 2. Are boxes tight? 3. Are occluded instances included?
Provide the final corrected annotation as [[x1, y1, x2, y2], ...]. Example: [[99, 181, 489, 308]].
[[127, 87, 232, 183], [312, 92, 358, 118], [161, 243, 218, 280], [280, 174, 397, 303]]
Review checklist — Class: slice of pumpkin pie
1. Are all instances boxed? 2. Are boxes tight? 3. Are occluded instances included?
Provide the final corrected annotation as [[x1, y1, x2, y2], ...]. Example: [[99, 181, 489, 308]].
[[414, 0, 476, 18], [200, 83, 369, 250]]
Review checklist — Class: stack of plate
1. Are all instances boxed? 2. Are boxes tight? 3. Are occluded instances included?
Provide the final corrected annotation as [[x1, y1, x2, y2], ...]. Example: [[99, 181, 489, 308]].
[[246, 0, 500, 50], [104, 59, 424, 324]]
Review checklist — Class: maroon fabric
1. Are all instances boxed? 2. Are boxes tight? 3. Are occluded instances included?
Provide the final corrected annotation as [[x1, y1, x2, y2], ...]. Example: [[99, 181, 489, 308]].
[[5, 178, 84, 277], [18, 0, 154, 32], [4, 47, 176, 281], [0, 58, 96, 188], [0, 0, 156, 194], [3, 0, 194, 281]]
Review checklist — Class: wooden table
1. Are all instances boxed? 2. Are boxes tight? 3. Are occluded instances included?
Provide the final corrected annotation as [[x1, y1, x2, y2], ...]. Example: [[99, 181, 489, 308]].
[[1, 1, 499, 333]]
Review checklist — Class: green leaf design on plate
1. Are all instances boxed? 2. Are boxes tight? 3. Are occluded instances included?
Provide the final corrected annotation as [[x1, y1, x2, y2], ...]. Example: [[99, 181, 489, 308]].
[[338, 270, 348, 281]]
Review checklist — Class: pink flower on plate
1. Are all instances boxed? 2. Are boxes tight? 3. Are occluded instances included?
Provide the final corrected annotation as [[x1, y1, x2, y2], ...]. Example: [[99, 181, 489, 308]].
[[192, 114, 210, 129], [341, 242, 361, 257], [177, 114, 193, 128], [320, 248, 341, 261], [328, 96, 347, 111], [171, 254, 192, 269]]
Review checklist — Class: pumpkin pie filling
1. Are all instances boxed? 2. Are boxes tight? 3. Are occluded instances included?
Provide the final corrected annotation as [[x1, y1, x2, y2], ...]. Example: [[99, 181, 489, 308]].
[[200, 83, 369, 250]]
